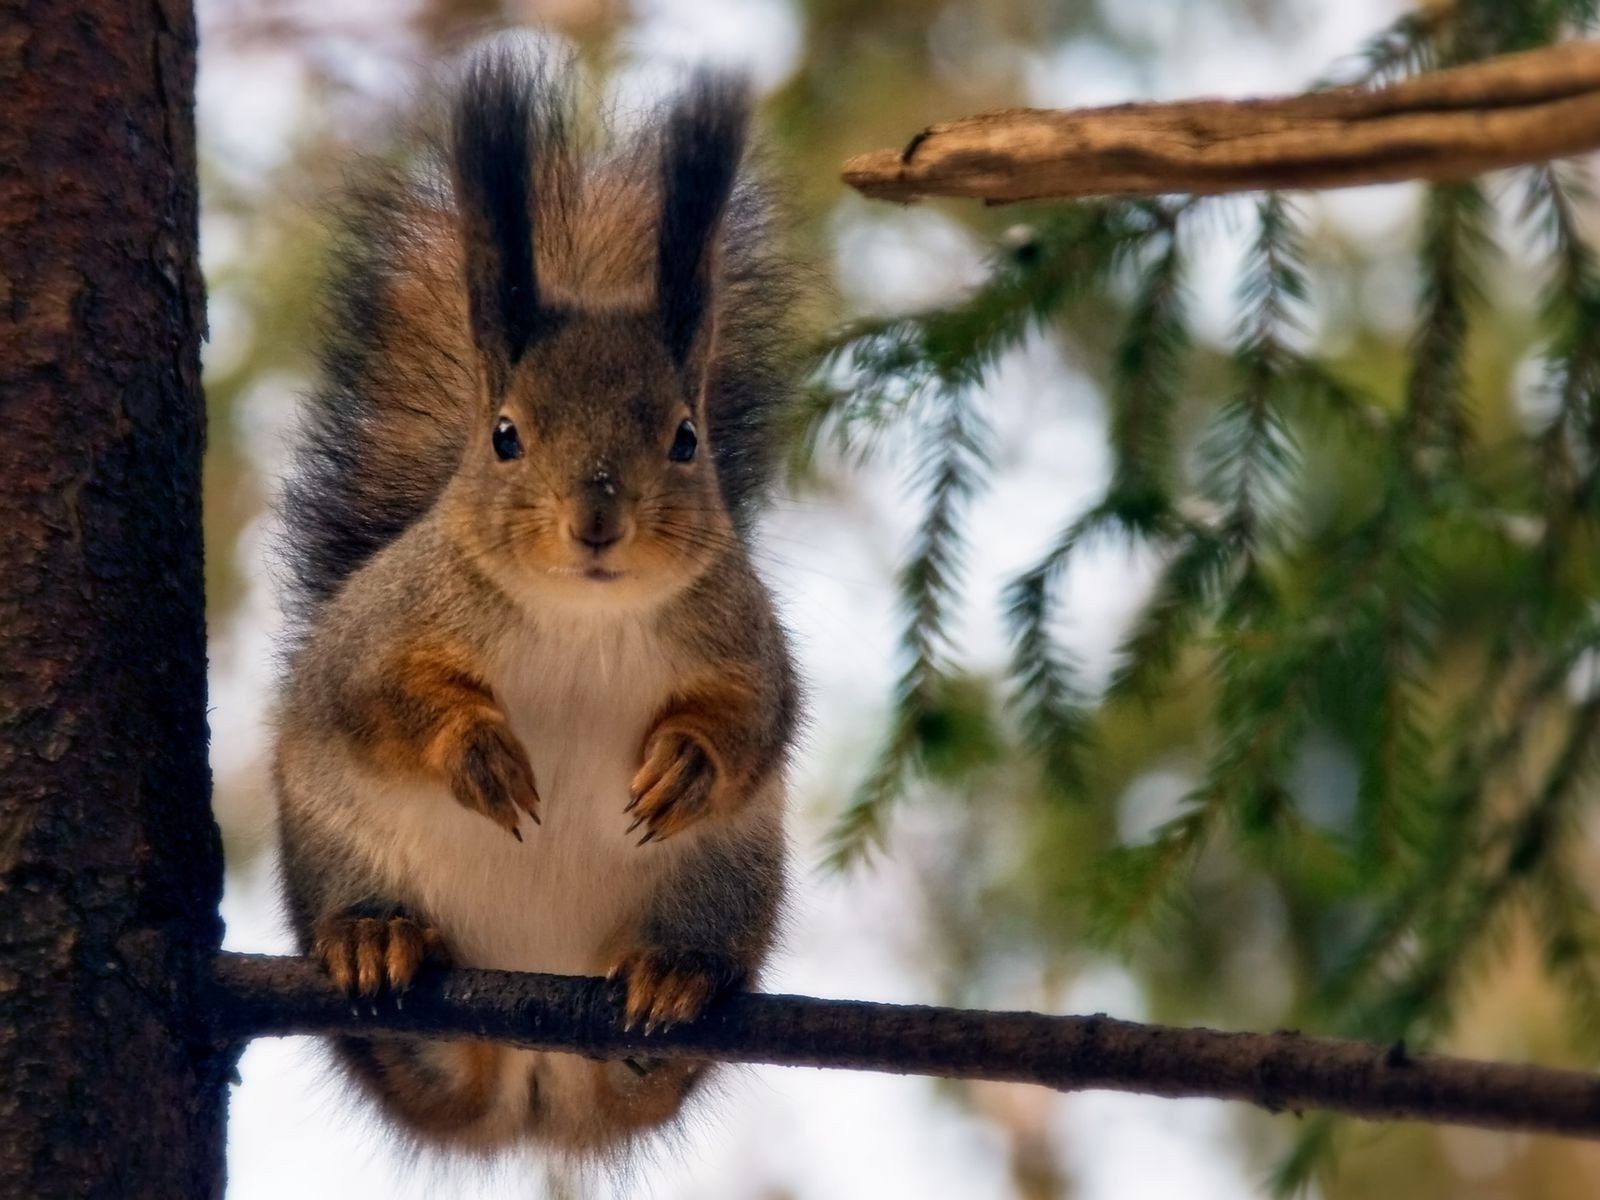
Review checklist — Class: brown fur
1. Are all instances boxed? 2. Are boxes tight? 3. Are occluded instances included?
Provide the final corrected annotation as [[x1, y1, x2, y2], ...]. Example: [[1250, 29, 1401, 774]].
[[280, 51, 805, 620], [627, 666, 781, 844], [273, 46, 801, 1161]]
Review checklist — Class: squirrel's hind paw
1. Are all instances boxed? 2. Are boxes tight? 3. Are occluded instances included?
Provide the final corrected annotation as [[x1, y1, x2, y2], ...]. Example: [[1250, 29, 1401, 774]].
[[605, 947, 742, 1033], [313, 913, 449, 1000]]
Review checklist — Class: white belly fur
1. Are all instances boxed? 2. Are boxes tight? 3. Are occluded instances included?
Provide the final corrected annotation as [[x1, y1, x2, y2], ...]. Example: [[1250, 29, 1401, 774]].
[[286, 604, 738, 1144], [337, 610, 689, 976]]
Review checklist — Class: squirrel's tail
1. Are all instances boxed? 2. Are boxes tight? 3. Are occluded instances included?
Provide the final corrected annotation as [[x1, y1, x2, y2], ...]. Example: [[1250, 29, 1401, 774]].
[[335, 1035, 705, 1156], [280, 43, 803, 622]]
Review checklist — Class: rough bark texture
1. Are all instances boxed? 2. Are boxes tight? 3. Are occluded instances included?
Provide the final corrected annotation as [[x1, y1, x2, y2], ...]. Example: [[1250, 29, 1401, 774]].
[[216, 954, 1600, 1140], [843, 40, 1600, 203], [0, 2, 227, 1197]]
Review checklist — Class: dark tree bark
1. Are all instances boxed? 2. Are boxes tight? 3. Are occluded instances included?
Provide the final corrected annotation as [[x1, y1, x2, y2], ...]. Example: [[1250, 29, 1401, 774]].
[[0, 2, 227, 1197]]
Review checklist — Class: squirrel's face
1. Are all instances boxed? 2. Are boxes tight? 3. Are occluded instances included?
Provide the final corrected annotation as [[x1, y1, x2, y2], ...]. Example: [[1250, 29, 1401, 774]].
[[451, 312, 732, 610]]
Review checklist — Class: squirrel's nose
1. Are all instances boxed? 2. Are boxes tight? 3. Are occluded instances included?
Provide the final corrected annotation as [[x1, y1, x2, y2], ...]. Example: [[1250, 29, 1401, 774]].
[[570, 503, 627, 553]]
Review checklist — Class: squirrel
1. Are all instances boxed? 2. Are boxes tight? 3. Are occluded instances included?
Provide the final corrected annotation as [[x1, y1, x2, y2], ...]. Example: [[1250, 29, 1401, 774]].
[[271, 44, 802, 1157]]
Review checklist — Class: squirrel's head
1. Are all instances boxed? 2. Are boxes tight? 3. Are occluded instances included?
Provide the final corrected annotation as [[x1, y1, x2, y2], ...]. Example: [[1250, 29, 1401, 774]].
[[443, 59, 748, 610], [453, 309, 729, 608]]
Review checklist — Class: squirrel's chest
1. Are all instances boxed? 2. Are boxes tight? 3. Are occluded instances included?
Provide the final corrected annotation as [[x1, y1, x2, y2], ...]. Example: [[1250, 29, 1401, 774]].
[[341, 615, 687, 974], [491, 616, 675, 804], [413, 618, 680, 970]]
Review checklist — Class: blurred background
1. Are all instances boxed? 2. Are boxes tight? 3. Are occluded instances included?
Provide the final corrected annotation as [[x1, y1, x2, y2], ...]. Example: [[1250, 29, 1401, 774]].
[[199, 0, 1600, 1196]]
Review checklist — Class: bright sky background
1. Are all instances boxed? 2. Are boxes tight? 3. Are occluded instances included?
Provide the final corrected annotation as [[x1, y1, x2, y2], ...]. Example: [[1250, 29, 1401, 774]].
[[201, 0, 1412, 1195]]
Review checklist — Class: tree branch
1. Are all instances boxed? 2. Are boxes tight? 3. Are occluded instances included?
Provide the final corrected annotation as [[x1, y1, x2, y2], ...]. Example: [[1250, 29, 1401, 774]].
[[212, 953, 1600, 1138], [843, 41, 1600, 203]]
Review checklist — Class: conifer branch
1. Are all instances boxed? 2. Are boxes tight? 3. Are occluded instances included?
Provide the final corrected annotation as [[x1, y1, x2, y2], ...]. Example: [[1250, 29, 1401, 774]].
[[842, 41, 1600, 203], [211, 952, 1600, 1139], [812, 9, 1600, 1193]]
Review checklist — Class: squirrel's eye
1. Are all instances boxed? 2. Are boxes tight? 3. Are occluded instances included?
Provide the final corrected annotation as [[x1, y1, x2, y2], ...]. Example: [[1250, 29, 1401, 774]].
[[492, 416, 523, 462], [668, 418, 697, 464]]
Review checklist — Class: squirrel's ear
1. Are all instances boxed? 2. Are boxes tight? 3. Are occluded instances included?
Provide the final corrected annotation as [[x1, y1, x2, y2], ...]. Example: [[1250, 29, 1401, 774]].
[[451, 53, 563, 393], [657, 73, 750, 370]]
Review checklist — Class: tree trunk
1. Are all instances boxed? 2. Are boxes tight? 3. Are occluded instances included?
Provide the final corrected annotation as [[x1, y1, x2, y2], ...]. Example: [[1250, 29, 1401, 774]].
[[0, 1, 227, 1196]]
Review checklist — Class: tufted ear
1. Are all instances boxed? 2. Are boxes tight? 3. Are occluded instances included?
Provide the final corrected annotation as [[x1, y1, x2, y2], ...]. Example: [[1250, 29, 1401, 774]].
[[656, 73, 750, 374], [451, 52, 565, 396]]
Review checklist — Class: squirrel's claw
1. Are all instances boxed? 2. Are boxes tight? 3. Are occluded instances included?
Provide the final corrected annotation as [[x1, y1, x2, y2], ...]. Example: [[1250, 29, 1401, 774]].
[[607, 946, 738, 1033], [313, 913, 449, 1001], [449, 720, 541, 838], [626, 730, 718, 845]]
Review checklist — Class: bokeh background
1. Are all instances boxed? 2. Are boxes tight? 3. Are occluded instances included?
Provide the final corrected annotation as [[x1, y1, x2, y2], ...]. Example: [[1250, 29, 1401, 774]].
[[199, 0, 1600, 1196]]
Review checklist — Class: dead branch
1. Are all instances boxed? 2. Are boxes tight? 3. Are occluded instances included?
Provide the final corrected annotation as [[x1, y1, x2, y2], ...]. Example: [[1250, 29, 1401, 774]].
[[843, 40, 1600, 203]]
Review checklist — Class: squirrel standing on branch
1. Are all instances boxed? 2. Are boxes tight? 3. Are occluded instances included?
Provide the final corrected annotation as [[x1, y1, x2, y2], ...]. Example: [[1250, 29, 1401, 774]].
[[272, 44, 802, 1156]]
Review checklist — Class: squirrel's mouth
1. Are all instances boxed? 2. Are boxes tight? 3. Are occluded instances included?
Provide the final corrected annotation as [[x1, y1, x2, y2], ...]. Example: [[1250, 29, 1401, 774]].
[[583, 566, 623, 583]]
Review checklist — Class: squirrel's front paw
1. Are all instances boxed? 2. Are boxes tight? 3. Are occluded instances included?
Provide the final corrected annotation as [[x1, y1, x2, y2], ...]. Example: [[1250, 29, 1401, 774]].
[[449, 720, 541, 839], [626, 729, 724, 844], [606, 947, 742, 1033], [313, 913, 449, 1000]]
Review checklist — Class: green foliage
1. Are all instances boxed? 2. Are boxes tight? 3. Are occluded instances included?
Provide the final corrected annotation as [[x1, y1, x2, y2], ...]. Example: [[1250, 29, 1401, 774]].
[[807, 4, 1600, 1189], [814, 202, 1158, 865]]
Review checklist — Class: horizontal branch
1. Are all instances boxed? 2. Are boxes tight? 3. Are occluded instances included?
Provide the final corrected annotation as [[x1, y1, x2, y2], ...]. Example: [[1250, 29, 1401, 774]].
[[211, 953, 1600, 1138], [843, 40, 1600, 203]]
